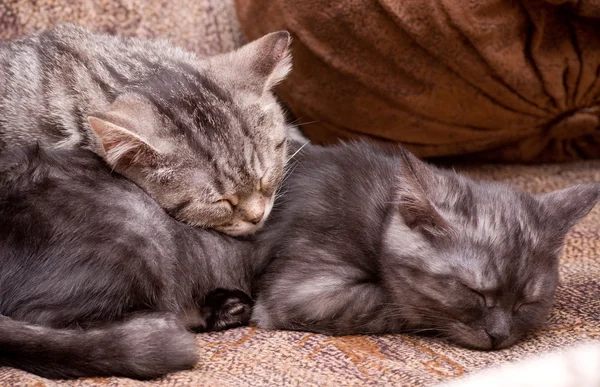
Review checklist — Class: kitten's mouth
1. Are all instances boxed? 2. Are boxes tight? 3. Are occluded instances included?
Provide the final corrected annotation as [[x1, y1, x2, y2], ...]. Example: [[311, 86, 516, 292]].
[[446, 324, 518, 351], [218, 223, 262, 237], [217, 197, 274, 236]]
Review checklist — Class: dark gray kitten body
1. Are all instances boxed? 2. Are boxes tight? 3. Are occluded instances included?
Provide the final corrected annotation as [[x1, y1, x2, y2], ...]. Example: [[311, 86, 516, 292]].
[[2, 141, 597, 380], [253, 141, 600, 350], [0, 146, 259, 379], [0, 24, 292, 235]]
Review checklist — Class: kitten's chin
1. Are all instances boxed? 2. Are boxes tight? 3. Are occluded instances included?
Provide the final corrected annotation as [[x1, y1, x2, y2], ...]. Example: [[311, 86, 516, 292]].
[[446, 325, 494, 350], [447, 324, 521, 351], [218, 223, 262, 237]]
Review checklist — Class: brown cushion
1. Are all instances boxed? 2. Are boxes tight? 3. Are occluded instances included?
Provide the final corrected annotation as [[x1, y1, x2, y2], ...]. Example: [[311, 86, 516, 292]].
[[235, 0, 600, 162]]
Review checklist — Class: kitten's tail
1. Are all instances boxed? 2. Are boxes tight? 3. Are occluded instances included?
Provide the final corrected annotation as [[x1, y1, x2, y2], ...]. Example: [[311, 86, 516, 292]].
[[0, 312, 198, 379]]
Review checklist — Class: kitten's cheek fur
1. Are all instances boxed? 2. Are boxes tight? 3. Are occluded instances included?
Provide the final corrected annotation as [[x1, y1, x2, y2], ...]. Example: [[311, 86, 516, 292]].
[[260, 196, 275, 226]]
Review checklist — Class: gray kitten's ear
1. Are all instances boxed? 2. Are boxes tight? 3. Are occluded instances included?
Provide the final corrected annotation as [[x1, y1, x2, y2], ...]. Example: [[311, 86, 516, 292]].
[[397, 149, 449, 233], [536, 182, 600, 235], [210, 30, 292, 94]]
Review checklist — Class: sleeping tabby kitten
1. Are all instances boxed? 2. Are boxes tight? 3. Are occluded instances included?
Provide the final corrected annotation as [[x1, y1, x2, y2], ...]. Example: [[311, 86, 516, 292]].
[[252, 140, 600, 350], [0, 24, 292, 235], [0, 146, 259, 379]]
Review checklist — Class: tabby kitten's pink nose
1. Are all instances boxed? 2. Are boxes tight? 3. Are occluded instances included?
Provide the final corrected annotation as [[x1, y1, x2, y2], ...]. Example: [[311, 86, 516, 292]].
[[249, 211, 264, 224]]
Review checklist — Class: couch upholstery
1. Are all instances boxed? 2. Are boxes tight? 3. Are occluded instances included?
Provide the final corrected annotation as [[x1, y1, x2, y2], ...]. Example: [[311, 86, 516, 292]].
[[0, 1, 599, 386], [0, 0, 244, 56]]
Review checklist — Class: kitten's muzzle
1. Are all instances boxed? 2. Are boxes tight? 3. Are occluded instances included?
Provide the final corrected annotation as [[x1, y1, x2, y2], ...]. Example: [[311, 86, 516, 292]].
[[484, 307, 511, 349], [486, 328, 510, 349], [242, 194, 268, 225], [248, 210, 264, 225]]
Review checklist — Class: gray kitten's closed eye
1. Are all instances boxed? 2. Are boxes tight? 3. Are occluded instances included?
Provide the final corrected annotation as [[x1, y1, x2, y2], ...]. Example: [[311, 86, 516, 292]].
[[252, 140, 600, 350], [0, 24, 293, 235]]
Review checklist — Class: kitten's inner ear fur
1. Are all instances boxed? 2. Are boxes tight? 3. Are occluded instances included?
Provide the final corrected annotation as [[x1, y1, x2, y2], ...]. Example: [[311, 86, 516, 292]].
[[397, 149, 449, 233], [537, 182, 600, 239], [88, 97, 162, 169], [210, 30, 292, 94]]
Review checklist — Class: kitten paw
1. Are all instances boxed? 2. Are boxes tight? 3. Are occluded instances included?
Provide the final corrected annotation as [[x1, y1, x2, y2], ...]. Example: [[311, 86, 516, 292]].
[[202, 289, 253, 332]]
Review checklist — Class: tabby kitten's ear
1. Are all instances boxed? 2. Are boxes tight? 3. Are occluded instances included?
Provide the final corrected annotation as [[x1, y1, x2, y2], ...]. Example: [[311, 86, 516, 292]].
[[536, 182, 600, 241], [210, 30, 292, 94], [397, 149, 449, 234], [88, 97, 161, 169]]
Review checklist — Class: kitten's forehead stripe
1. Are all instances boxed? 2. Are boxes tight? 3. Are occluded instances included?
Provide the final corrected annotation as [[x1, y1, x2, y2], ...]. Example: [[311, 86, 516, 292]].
[[211, 161, 241, 192], [255, 144, 266, 173], [102, 61, 130, 87], [250, 142, 266, 179], [449, 188, 553, 300], [210, 174, 225, 195], [44, 34, 127, 101], [129, 66, 264, 166]]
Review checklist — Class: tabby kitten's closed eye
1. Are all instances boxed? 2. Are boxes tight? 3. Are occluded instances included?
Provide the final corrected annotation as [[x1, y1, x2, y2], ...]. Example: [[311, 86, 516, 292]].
[[252, 141, 600, 350], [0, 25, 292, 235]]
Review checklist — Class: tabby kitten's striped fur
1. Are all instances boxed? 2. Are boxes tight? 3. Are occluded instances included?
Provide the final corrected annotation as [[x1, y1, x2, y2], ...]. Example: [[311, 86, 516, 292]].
[[0, 25, 292, 235]]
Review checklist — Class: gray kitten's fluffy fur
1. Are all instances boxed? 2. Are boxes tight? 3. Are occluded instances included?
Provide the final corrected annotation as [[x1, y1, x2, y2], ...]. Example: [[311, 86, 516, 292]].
[[0, 24, 292, 235], [0, 146, 259, 379], [253, 141, 600, 350]]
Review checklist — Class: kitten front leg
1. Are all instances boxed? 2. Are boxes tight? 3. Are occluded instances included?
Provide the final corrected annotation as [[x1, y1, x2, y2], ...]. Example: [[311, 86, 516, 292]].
[[253, 268, 391, 335]]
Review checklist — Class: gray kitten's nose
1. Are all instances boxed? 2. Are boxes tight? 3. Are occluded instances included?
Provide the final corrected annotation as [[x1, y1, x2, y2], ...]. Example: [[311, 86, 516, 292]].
[[486, 328, 509, 348], [485, 307, 511, 349]]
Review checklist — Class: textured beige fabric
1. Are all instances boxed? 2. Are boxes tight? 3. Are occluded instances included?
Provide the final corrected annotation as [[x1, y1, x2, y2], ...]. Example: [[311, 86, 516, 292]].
[[0, 0, 244, 57], [1, 160, 599, 387], [1, 1, 600, 386]]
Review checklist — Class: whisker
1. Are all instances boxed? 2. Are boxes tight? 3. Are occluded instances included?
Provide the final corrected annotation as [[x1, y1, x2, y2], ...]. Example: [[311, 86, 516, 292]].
[[295, 120, 318, 126], [286, 141, 310, 163]]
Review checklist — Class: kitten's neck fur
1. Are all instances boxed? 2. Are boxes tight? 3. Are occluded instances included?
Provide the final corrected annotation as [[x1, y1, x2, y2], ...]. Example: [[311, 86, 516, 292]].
[[157, 227, 252, 313], [178, 228, 256, 300], [254, 142, 407, 334]]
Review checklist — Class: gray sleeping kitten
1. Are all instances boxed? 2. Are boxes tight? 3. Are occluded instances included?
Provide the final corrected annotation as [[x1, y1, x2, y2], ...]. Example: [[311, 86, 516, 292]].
[[0, 145, 259, 379], [253, 141, 600, 350], [0, 24, 292, 235]]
